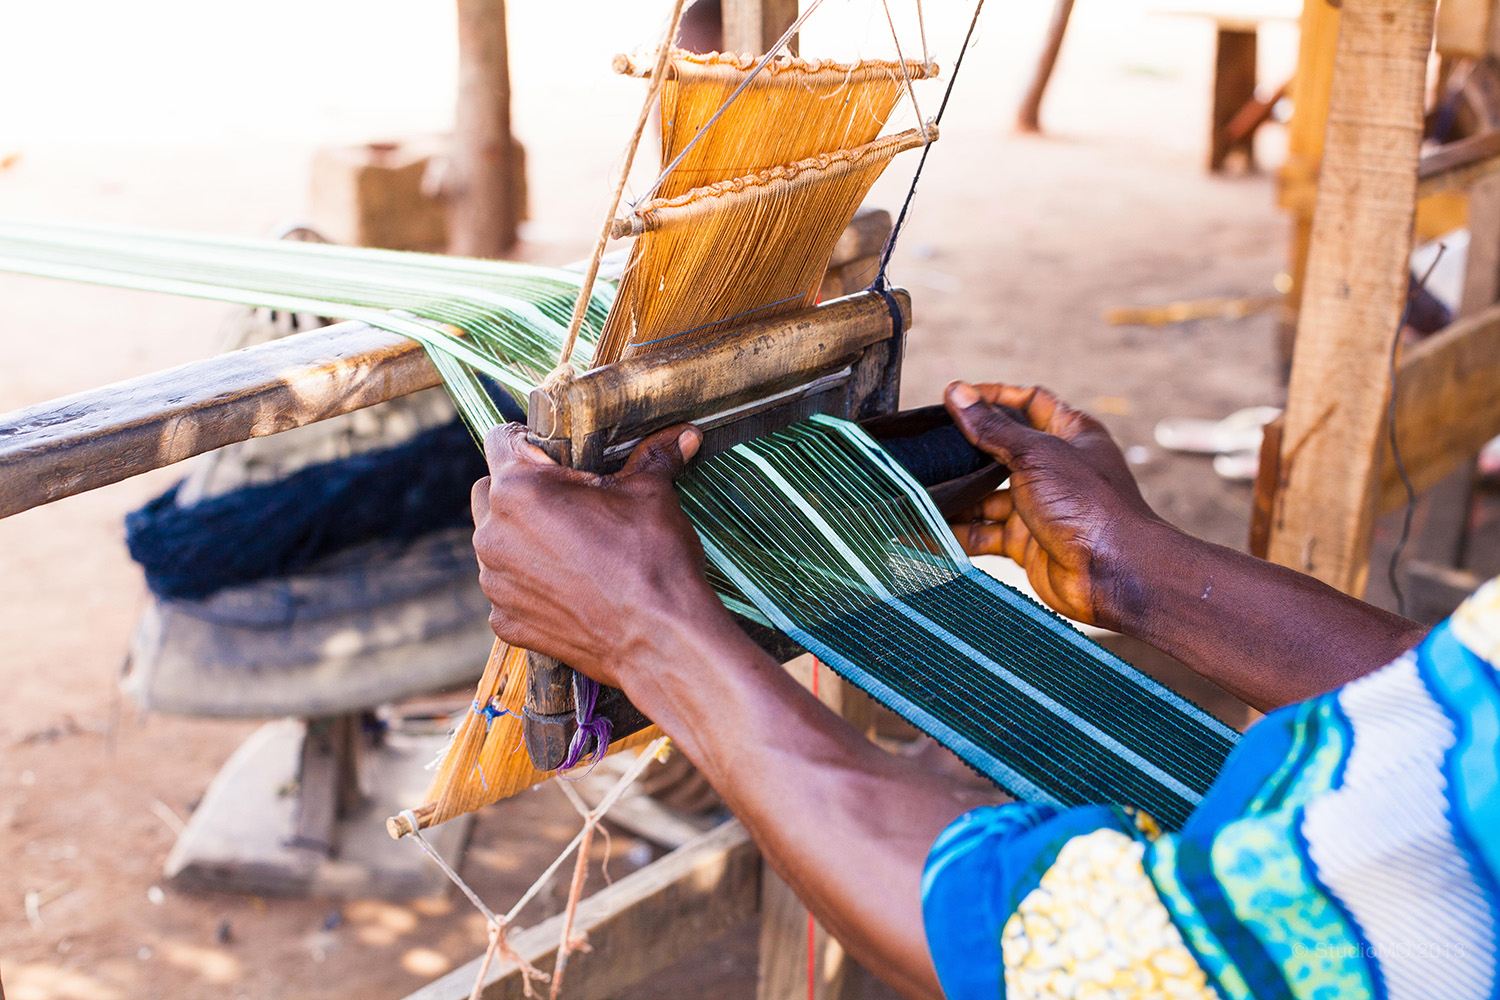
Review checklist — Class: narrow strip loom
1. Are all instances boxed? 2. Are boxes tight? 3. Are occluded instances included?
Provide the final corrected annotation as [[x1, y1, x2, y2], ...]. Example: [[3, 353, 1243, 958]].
[[0, 30, 1241, 839]]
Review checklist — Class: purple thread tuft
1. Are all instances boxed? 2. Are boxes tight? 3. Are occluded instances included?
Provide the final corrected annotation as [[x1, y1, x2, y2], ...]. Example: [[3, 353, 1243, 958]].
[[559, 673, 612, 773]]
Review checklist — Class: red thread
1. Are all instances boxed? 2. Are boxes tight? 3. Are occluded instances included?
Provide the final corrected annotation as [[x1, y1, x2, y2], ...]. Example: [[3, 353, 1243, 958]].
[[808, 657, 821, 1000], [807, 912, 817, 1000]]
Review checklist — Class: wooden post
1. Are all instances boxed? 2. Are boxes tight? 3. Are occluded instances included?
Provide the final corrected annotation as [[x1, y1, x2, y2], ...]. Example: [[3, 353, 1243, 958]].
[[1015, 0, 1076, 134], [1275, 0, 1342, 361], [1209, 25, 1258, 171], [1264, 0, 1436, 595], [722, 0, 799, 56], [450, 0, 519, 258]]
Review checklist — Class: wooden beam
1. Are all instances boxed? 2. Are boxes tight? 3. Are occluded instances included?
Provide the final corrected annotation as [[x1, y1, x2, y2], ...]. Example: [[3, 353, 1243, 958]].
[[1265, 0, 1435, 596], [405, 820, 759, 1000], [1416, 129, 1500, 197], [1275, 0, 1343, 360], [0, 321, 438, 520], [1377, 300, 1500, 513]]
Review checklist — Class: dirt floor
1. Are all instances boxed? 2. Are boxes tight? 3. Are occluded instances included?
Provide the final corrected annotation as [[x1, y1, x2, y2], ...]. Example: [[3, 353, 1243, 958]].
[[0, 1, 1321, 997]]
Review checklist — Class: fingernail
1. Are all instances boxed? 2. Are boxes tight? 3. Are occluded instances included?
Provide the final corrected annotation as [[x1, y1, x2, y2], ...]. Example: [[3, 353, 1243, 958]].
[[678, 426, 702, 460], [949, 382, 980, 409]]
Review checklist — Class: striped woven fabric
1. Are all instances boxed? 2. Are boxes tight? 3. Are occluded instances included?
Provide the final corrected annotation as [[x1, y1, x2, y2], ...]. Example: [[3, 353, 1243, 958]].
[[678, 415, 1240, 828]]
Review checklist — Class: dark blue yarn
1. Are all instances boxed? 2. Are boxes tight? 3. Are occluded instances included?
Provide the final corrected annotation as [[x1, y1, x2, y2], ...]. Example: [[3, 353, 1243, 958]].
[[126, 390, 524, 601], [877, 424, 990, 488]]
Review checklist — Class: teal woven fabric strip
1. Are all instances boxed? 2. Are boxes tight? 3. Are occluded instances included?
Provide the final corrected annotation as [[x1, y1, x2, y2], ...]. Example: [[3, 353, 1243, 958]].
[[679, 414, 1239, 828]]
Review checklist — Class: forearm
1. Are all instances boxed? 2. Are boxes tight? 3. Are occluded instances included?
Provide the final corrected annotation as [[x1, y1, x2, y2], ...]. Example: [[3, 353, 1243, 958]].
[[1106, 520, 1428, 712], [618, 601, 999, 1000]]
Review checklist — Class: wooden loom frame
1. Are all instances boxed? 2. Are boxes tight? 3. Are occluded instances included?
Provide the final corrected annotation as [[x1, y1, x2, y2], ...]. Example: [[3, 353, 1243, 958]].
[[0, 3, 921, 996], [1253, 0, 1500, 602]]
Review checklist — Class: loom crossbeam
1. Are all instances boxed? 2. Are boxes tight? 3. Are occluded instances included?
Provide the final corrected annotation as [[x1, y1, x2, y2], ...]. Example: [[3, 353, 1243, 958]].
[[527, 288, 909, 470]]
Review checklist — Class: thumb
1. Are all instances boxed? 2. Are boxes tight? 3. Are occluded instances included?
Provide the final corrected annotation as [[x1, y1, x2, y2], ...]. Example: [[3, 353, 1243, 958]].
[[945, 382, 1039, 466], [620, 424, 702, 480], [484, 421, 557, 474]]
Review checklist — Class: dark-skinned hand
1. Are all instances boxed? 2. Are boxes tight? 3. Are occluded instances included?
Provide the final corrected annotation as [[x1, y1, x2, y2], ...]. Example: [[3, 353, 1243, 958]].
[[944, 379, 1425, 710], [470, 421, 715, 687], [944, 380, 1162, 629]]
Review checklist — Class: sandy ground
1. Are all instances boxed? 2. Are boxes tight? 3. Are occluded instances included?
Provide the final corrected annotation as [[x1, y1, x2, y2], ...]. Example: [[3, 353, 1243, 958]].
[[0, 1, 1305, 996]]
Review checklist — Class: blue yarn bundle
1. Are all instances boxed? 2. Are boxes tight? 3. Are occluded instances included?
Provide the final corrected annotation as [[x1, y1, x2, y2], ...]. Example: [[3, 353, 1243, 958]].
[[126, 394, 523, 601]]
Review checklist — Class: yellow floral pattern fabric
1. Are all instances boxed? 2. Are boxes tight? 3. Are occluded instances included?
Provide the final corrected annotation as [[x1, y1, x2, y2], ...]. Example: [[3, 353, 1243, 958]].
[[1001, 828, 1216, 1000]]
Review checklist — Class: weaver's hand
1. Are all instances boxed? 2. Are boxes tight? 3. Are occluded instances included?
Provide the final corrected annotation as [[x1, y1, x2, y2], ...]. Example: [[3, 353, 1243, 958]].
[[471, 422, 722, 685], [944, 381, 1161, 629]]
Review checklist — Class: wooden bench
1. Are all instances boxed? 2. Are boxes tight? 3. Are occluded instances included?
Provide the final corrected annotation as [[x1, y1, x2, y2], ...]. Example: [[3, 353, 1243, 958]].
[[1154, 1, 1299, 172]]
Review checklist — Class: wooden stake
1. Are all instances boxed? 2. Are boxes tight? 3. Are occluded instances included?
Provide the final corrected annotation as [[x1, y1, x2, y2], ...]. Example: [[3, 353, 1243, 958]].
[[451, 0, 519, 258], [1265, 0, 1436, 595]]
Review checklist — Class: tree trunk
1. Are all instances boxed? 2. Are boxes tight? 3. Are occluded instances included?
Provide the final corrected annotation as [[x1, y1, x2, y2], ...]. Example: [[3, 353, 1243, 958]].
[[1016, 0, 1075, 133]]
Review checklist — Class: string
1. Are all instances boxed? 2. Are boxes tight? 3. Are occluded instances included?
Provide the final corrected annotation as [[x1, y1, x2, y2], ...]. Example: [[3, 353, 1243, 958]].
[[554, 0, 689, 373], [915, 0, 930, 66], [397, 738, 670, 997], [1386, 243, 1447, 618], [559, 673, 613, 772], [871, 0, 986, 293], [474, 698, 510, 725], [880, 0, 928, 142], [638, 0, 830, 205]]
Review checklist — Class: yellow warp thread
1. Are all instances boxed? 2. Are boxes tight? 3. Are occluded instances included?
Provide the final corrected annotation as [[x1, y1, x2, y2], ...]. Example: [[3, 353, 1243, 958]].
[[647, 51, 936, 200], [598, 127, 932, 362]]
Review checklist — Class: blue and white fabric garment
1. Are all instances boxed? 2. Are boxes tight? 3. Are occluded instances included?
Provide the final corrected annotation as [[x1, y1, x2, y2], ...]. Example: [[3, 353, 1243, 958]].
[[922, 578, 1500, 1000]]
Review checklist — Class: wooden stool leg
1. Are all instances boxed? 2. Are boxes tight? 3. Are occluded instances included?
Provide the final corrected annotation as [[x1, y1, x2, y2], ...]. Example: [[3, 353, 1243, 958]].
[[1211, 27, 1259, 172], [758, 869, 853, 1000]]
